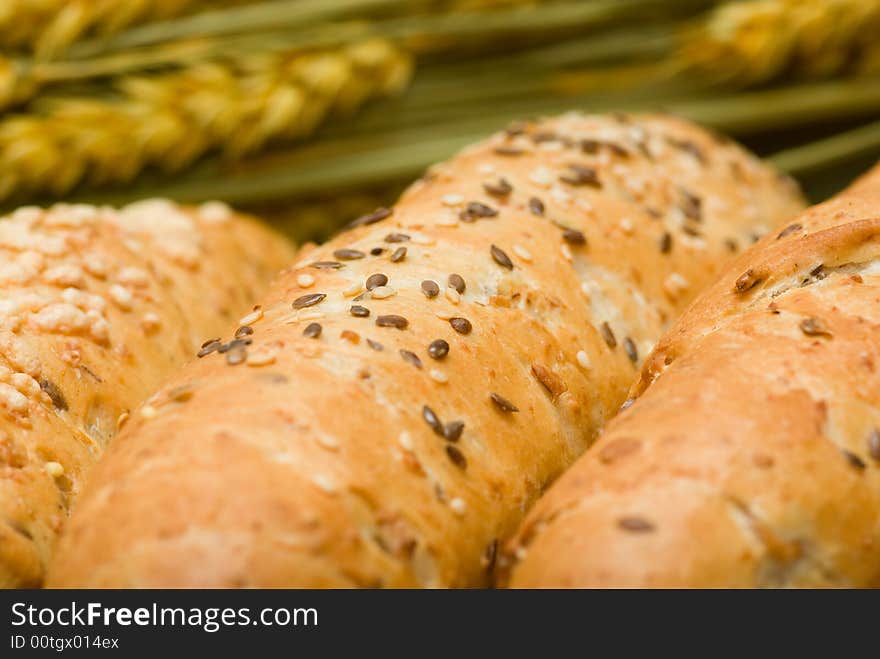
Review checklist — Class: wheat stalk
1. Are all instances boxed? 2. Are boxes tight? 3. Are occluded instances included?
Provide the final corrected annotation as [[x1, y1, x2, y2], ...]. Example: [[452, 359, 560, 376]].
[[678, 0, 880, 84], [0, 38, 412, 203]]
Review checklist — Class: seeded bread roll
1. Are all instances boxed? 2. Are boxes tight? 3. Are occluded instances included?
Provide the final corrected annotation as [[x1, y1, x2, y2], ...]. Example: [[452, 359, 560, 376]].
[[48, 113, 803, 588], [505, 164, 880, 588], [0, 200, 293, 588]]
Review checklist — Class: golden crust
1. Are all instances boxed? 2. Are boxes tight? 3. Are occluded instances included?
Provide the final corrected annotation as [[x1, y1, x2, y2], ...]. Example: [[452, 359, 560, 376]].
[[506, 164, 880, 588], [47, 113, 803, 588], [0, 200, 293, 587]]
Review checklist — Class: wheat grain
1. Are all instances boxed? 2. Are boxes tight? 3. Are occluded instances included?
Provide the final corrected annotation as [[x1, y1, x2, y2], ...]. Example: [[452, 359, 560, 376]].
[[0, 39, 412, 203], [679, 0, 880, 84]]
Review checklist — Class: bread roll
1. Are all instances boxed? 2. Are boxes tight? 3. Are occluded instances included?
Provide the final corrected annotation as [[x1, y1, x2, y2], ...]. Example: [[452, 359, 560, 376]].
[[505, 164, 880, 588], [48, 113, 803, 588], [0, 200, 293, 587]]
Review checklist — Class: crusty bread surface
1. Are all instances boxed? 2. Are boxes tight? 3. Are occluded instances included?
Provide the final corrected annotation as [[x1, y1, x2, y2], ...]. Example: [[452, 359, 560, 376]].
[[505, 163, 880, 588], [0, 200, 293, 587], [47, 113, 804, 587]]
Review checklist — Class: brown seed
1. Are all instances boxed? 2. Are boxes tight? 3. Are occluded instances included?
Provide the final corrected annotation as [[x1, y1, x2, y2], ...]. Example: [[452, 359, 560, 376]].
[[490, 392, 519, 413], [600, 322, 617, 349], [235, 325, 254, 339], [444, 420, 465, 443], [867, 428, 880, 461], [448, 273, 466, 294], [309, 260, 343, 270], [445, 444, 467, 470], [428, 339, 449, 360], [562, 228, 586, 245], [350, 305, 370, 318], [799, 317, 832, 337], [365, 273, 388, 291], [201, 337, 221, 348], [491, 244, 514, 270], [422, 405, 444, 436], [680, 189, 702, 221], [390, 247, 407, 263], [528, 197, 545, 216], [482, 539, 498, 572], [842, 449, 866, 472], [624, 337, 638, 363], [370, 247, 384, 256], [618, 516, 655, 533], [659, 232, 672, 253], [400, 349, 423, 369], [724, 238, 738, 253], [560, 164, 600, 187], [777, 223, 803, 239], [292, 293, 326, 309], [39, 379, 68, 411], [449, 317, 472, 335], [217, 338, 251, 353], [421, 279, 440, 298], [483, 177, 513, 197], [226, 345, 247, 366], [531, 363, 566, 399], [348, 206, 392, 229], [366, 338, 384, 351], [197, 339, 222, 358], [384, 233, 410, 243], [494, 144, 524, 156], [580, 138, 600, 154], [333, 248, 365, 261], [734, 268, 762, 293], [460, 202, 498, 222], [376, 314, 408, 329], [303, 322, 322, 338]]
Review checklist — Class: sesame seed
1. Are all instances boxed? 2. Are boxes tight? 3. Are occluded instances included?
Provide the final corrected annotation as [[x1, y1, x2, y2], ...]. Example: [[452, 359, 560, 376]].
[[297, 273, 316, 288], [512, 245, 532, 262], [247, 348, 278, 367], [385, 233, 410, 243], [312, 474, 337, 494], [734, 268, 762, 293], [411, 233, 436, 246], [561, 228, 586, 245], [422, 405, 444, 436], [365, 273, 388, 291], [799, 317, 832, 337], [624, 337, 638, 363], [576, 350, 591, 369], [483, 177, 513, 197], [342, 281, 363, 297], [446, 445, 467, 470], [560, 243, 573, 262], [398, 431, 414, 450], [303, 322, 322, 338], [45, 461, 65, 478], [376, 314, 408, 329], [435, 214, 459, 227], [619, 218, 634, 234], [490, 392, 518, 412], [239, 309, 263, 326], [460, 202, 498, 222], [445, 287, 461, 304], [235, 325, 254, 339], [777, 223, 803, 239], [366, 338, 383, 351], [442, 194, 464, 206], [400, 349, 423, 369], [350, 305, 370, 317], [618, 516, 655, 533], [449, 497, 467, 515], [428, 339, 449, 359], [370, 285, 397, 300], [292, 293, 326, 309], [310, 261, 343, 270], [448, 273, 466, 294], [197, 339, 222, 357], [868, 428, 880, 461], [429, 369, 448, 384], [421, 280, 440, 298], [560, 164, 601, 187], [390, 247, 407, 262], [449, 317, 472, 334], [529, 166, 554, 187], [491, 244, 514, 269], [664, 272, 690, 298], [444, 420, 465, 442], [659, 232, 672, 253], [140, 405, 158, 419], [226, 345, 247, 366], [347, 206, 392, 229], [528, 197, 545, 216], [600, 322, 617, 348], [842, 449, 866, 471]]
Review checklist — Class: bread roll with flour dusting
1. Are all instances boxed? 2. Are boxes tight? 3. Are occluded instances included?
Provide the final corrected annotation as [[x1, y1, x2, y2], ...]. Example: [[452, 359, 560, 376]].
[[506, 163, 880, 588], [0, 200, 293, 587], [48, 113, 803, 587]]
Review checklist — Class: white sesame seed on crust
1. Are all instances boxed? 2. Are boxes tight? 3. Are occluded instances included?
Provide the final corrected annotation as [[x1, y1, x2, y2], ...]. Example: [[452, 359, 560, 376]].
[[370, 285, 397, 300], [576, 350, 591, 369], [429, 369, 448, 384], [296, 273, 316, 288], [239, 308, 264, 326], [450, 498, 467, 515], [512, 245, 533, 262]]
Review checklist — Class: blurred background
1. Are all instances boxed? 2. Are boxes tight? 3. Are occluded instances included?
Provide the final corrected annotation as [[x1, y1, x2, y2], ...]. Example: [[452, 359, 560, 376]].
[[0, 0, 878, 241]]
